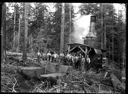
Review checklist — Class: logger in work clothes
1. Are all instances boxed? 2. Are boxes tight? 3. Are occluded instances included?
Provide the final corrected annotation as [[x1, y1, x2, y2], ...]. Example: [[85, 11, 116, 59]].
[[42, 52, 47, 61], [53, 52, 59, 62], [47, 51, 51, 62], [59, 52, 64, 64], [81, 55, 86, 72], [86, 55, 91, 71], [66, 53, 72, 66], [37, 50, 41, 64]]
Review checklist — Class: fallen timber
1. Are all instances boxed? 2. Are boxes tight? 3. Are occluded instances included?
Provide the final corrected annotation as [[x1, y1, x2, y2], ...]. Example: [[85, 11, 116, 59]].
[[111, 73, 125, 92], [6, 53, 125, 93], [6, 51, 34, 57], [40, 73, 64, 78], [16, 61, 73, 80], [6, 53, 72, 80], [6, 51, 23, 56], [6, 51, 36, 62]]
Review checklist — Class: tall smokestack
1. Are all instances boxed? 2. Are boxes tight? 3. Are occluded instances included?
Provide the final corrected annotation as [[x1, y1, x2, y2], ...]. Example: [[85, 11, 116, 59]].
[[84, 15, 97, 47], [86, 15, 96, 38]]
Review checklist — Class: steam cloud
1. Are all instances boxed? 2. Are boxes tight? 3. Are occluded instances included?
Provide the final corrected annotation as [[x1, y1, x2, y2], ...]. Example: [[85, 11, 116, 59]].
[[71, 15, 91, 44]]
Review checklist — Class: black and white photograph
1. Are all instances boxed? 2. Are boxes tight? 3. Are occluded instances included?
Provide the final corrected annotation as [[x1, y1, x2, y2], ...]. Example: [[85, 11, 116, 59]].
[[1, 2, 126, 93]]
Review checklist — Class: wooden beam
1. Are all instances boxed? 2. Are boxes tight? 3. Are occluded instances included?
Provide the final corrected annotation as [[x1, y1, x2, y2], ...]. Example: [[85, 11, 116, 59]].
[[78, 46, 88, 72], [87, 47, 91, 55], [69, 46, 78, 53], [78, 46, 86, 55]]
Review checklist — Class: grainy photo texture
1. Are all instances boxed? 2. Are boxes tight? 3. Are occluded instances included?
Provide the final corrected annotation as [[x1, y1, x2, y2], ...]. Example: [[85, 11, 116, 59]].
[[1, 2, 126, 93]]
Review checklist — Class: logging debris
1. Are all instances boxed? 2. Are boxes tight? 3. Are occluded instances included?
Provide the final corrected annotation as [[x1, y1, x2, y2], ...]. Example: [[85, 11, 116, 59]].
[[1, 56, 125, 93]]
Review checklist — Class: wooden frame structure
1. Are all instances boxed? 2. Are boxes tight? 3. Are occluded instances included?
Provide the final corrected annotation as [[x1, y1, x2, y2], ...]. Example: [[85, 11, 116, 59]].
[[67, 43, 105, 71], [67, 43, 105, 55]]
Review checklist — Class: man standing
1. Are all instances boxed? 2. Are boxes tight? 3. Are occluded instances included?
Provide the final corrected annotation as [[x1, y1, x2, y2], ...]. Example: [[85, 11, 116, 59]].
[[42, 52, 46, 61], [81, 55, 85, 72], [47, 51, 51, 61], [59, 52, 64, 64], [66, 53, 72, 65], [86, 55, 91, 71], [53, 52, 59, 62], [37, 50, 41, 64]]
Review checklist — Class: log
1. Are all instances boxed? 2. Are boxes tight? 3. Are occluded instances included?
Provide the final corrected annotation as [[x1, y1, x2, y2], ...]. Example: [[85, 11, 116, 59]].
[[45, 63, 73, 74], [7, 64, 22, 70], [48, 85, 60, 92], [45, 63, 57, 73], [6, 51, 33, 57], [8, 56, 23, 62], [59, 65, 72, 73], [40, 73, 64, 78], [19, 66, 45, 79], [110, 73, 125, 91], [6, 51, 22, 56]]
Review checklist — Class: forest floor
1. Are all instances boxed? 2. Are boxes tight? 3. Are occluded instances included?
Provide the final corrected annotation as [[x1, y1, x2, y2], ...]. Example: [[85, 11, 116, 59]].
[[1, 54, 125, 93]]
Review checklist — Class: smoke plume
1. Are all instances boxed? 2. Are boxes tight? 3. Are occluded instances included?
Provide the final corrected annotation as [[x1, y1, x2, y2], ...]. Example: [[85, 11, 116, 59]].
[[71, 15, 91, 44]]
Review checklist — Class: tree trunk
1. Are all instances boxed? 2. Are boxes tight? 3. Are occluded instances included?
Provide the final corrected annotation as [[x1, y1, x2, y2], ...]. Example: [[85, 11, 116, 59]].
[[17, 14, 21, 52], [122, 8, 126, 82], [122, 34, 126, 82], [100, 3, 104, 50], [1, 3, 6, 63], [69, 3, 72, 43], [22, 3, 28, 63], [29, 34, 33, 53], [112, 14, 114, 62], [60, 3, 65, 53], [13, 4, 16, 51]]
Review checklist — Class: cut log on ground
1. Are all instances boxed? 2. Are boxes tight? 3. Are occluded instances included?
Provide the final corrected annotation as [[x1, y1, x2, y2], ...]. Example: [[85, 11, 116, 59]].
[[40, 73, 64, 78], [45, 63, 73, 74], [110, 73, 125, 91], [18, 67, 45, 79]]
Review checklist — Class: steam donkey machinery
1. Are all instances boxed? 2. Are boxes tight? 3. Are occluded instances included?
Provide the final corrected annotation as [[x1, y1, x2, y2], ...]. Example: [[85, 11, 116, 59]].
[[68, 15, 106, 71]]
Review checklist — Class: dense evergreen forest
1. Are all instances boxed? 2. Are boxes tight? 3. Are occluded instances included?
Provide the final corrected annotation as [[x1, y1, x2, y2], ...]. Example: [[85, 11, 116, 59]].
[[3, 3, 125, 68], [1, 3, 126, 93]]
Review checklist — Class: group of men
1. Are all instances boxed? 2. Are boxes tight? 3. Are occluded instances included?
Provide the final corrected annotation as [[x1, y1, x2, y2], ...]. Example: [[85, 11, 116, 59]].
[[37, 50, 103, 72]]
